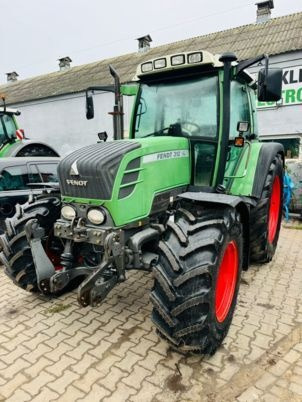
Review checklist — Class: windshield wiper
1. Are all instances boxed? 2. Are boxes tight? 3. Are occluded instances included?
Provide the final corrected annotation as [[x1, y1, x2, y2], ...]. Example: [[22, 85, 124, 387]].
[[142, 127, 170, 138]]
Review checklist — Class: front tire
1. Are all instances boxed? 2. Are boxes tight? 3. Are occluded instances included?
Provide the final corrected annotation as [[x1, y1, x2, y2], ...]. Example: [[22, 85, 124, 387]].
[[0, 194, 61, 292], [151, 206, 242, 354], [250, 154, 283, 263]]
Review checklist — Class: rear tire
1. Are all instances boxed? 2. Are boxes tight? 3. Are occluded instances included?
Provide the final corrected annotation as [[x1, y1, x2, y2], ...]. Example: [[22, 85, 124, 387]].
[[250, 154, 283, 263], [0, 194, 61, 292], [151, 206, 242, 354]]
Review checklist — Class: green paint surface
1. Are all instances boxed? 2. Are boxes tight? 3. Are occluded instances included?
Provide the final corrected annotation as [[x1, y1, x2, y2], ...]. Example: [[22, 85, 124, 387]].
[[107, 137, 190, 226], [228, 142, 262, 196], [0, 142, 17, 157], [61, 196, 104, 206], [121, 84, 139, 96]]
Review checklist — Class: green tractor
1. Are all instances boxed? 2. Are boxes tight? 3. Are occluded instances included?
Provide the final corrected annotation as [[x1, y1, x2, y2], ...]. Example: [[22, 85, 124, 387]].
[[1, 50, 284, 353], [0, 97, 59, 157]]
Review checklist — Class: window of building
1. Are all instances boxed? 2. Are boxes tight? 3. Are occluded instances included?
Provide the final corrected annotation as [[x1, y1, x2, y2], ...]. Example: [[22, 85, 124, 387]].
[[262, 138, 300, 159]]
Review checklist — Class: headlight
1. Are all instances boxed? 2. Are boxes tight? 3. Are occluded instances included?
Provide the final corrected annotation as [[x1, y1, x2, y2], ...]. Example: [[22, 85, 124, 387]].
[[61, 205, 76, 220], [87, 209, 105, 225]]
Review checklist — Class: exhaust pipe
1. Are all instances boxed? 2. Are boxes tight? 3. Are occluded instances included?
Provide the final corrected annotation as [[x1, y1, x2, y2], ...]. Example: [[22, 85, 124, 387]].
[[109, 65, 124, 140]]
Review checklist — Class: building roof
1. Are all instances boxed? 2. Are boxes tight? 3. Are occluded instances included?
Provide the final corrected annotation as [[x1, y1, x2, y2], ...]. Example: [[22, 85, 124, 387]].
[[1, 11, 302, 105]]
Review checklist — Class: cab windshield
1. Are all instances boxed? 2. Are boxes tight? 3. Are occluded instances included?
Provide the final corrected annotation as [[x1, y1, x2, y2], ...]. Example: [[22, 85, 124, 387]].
[[134, 74, 218, 139], [0, 114, 17, 144]]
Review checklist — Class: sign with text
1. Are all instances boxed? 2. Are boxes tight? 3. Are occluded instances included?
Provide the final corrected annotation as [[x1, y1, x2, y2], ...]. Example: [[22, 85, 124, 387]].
[[257, 66, 302, 108]]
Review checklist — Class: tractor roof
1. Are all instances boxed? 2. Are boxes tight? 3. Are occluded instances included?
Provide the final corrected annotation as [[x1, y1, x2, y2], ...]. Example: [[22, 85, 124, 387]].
[[135, 50, 224, 80]]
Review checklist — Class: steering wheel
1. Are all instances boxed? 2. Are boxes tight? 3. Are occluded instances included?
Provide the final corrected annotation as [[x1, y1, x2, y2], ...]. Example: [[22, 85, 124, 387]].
[[181, 121, 201, 136]]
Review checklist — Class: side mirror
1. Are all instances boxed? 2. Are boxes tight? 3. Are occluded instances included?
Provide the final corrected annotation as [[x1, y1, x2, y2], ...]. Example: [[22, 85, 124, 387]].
[[86, 94, 94, 119], [98, 131, 108, 142], [258, 68, 282, 102]]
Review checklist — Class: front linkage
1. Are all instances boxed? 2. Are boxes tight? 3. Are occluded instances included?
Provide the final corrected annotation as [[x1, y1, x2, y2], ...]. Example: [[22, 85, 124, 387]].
[[25, 215, 160, 307]]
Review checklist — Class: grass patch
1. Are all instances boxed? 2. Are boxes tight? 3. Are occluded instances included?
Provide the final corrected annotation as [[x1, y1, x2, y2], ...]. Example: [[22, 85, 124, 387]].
[[283, 222, 302, 230], [44, 303, 71, 315]]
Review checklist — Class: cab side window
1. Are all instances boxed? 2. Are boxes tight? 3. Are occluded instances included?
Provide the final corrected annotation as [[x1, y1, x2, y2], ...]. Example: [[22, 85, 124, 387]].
[[2, 114, 16, 139], [229, 81, 251, 138], [0, 116, 6, 144]]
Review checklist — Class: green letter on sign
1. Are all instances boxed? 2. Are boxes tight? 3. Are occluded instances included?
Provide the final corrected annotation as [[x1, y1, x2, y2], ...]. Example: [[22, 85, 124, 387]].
[[285, 89, 296, 104], [297, 87, 302, 103]]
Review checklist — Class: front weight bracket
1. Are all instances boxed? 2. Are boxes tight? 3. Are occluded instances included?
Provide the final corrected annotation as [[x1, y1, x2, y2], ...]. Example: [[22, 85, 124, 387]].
[[25, 219, 56, 294], [50, 266, 95, 293], [77, 259, 117, 307]]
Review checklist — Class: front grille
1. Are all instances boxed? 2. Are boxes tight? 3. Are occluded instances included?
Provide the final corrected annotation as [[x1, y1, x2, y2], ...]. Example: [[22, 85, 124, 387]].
[[58, 141, 140, 200]]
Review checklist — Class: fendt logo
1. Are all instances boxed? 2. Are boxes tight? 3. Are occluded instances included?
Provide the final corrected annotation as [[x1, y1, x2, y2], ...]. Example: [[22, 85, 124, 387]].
[[67, 160, 87, 186], [70, 160, 79, 176], [66, 179, 88, 187]]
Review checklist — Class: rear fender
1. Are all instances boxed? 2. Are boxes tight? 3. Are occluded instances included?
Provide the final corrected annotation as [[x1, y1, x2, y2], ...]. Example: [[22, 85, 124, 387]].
[[252, 143, 284, 199], [4, 140, 59, 157], [228, 142, 284, 199]]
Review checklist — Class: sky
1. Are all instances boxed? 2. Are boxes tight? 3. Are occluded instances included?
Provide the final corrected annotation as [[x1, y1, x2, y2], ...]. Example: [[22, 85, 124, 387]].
[[0, 0, 301, 83]]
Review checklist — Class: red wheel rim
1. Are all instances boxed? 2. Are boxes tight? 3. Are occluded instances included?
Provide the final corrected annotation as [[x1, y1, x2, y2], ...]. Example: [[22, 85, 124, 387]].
[[215, 241, 239, 323], [268, 176, 281, 244]]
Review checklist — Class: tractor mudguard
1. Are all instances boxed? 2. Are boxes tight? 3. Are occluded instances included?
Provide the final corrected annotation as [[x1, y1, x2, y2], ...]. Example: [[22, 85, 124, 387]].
[[252, 142, 284, 199], [3, 140, 59, 157], [178, 192, 256, 208], [178, 191, 253, 270]]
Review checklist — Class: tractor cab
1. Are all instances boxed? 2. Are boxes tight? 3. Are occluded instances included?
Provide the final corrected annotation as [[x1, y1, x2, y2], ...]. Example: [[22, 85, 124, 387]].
[[129, 50, 281, 191], [0, 107, 22, 145], [0, 103, 59, 157], [132, 60, 220, 187]]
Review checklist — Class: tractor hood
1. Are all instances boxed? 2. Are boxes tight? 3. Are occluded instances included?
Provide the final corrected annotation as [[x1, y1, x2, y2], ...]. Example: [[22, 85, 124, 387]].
[[58, 141, 141, 200], [59, 137, 191, 225]]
